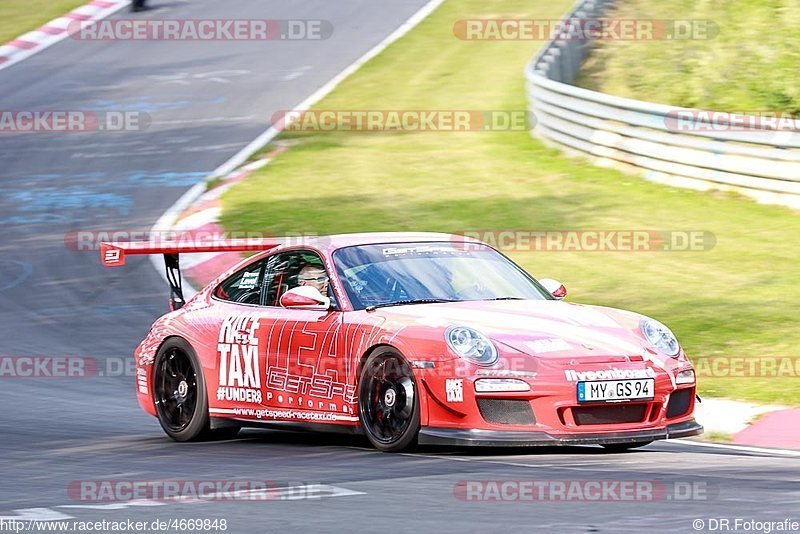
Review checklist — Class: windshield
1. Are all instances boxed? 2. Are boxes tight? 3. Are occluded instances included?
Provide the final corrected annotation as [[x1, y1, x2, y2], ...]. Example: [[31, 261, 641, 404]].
[[332, 242, 551, 310]]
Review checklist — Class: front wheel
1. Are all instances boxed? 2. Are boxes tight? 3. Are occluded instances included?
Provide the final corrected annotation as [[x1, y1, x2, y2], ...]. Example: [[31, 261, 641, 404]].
[[358, 348, 420, 452]]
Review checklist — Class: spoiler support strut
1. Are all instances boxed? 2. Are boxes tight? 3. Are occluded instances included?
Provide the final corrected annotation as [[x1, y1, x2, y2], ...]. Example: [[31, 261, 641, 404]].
[[164, 253, 184, 310]]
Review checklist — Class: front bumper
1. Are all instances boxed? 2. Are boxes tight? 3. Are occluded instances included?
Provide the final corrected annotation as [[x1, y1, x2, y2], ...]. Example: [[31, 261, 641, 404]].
[[418, 419, 703, 447]]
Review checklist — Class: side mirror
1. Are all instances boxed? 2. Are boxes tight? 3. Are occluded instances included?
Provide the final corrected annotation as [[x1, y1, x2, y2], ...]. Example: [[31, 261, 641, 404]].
[[540, 278, 567, 300], [280, 286, 331, 310]]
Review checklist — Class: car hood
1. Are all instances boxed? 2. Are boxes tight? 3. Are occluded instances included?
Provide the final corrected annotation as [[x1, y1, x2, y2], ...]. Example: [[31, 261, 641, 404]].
[[377, 300, 654, 359]]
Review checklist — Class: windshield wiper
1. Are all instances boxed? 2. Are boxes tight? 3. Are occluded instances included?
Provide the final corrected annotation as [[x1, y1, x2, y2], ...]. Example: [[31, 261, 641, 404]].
[[366, 298, 458, 311], [484, 296, 525, 301]]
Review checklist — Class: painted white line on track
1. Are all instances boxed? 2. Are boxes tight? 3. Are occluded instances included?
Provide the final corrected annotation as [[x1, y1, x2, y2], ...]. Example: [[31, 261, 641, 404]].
[[671, 439, 800, 458], [43, 439, 165, 456], [0, 508, 74, 521], [60, 500, 167, 511], [58, 485, 365, 508], [0, 485, 364, 519], [148, 0, 446, 291]]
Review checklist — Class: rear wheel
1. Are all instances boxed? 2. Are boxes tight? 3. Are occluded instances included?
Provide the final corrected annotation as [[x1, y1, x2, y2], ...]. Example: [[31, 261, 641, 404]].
[[153, 338, 212, 441], [358, 348, 420, 452], [601, 440, 653, 453]]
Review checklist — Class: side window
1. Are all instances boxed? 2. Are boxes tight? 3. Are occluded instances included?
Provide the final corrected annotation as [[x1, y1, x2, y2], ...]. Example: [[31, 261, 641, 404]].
[[262, 250, 336, 308], [213, 259, 267, 305]]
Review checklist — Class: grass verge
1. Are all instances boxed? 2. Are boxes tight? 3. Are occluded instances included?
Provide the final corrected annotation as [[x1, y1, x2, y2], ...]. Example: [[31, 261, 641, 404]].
[[576, 0, 800, 111], [0, 0, 88, 44], [221, 0, 800, 405]]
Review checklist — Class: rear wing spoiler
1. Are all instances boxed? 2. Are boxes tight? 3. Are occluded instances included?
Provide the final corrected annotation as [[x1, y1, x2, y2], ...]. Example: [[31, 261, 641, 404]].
[[100, 239, 281, 310]]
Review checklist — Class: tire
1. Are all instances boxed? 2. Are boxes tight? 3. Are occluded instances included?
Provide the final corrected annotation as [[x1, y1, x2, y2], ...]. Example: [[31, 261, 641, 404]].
[[153, 338, 211, 442], [601, 440, 653, 453], [358, 347, 420, 452]]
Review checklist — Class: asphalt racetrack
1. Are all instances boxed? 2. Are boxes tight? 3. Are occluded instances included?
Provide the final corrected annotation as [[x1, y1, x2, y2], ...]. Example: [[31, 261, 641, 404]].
[[0, 1, 799, 532]]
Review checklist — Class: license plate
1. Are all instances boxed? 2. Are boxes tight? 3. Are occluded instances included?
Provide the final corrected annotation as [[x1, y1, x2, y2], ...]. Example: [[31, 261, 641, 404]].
[[577, 379, 654, 403]]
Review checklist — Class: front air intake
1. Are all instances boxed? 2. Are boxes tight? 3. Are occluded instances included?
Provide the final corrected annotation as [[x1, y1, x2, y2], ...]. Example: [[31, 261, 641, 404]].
[[477, 399, 536, 425], [666, 389, 693, 419], [572, 404, 648, 425]]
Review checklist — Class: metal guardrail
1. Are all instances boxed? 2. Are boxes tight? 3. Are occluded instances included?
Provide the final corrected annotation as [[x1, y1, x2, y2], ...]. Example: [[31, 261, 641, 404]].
[[525, 0, 800, 209]]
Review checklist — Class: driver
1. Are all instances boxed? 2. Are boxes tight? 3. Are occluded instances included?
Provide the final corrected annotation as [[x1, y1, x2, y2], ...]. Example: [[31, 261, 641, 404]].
[[297, 265, 330, 295]]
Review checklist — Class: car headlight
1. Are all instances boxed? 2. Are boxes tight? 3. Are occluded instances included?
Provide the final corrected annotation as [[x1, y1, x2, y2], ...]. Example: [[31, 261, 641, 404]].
[[446, 326, 498, 366], [640, 318, 681, 357]]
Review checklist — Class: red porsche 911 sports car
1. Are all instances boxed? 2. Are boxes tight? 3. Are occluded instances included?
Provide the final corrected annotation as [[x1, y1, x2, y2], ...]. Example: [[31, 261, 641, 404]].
[[102, 233, 702, 452]]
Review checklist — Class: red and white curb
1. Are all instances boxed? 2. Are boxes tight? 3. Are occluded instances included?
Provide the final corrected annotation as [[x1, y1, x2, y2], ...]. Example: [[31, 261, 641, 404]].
[[731, 407, 800, 449], [691, 394, 800, 449], [169, 154, 279, 292], [0, 0, 129, 72]]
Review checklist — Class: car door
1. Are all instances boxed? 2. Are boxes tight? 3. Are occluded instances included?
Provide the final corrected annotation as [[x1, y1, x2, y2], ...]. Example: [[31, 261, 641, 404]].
[[208, 256, 271, 412], [258, 250, 356, 423]]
